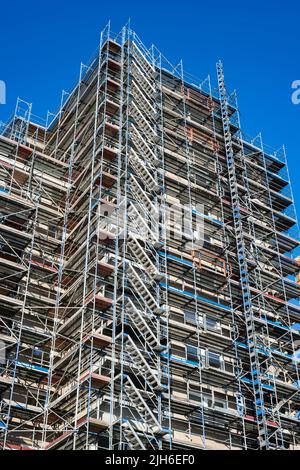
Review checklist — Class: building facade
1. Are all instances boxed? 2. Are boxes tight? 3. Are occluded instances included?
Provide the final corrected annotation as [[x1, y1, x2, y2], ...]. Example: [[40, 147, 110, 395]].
[[0, 23, 300, 450]]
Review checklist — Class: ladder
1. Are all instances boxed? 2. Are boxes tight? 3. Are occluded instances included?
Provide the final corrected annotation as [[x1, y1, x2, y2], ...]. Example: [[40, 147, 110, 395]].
[[216, 60, 272, 449]]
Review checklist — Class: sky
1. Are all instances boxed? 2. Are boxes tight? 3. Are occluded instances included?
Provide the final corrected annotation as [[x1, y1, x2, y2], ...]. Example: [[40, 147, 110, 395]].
[[0, 0, 299, 220]]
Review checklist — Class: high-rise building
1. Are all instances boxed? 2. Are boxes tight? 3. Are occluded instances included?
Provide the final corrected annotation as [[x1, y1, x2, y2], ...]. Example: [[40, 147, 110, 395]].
[[0, 23, 300, 451]]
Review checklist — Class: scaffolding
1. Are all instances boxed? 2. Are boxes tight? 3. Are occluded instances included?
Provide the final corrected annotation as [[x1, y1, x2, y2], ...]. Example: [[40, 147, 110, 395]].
[[0, 22, 300, 450]]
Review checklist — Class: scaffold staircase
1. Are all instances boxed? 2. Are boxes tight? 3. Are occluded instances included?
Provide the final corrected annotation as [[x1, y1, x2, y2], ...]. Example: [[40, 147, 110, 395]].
[[118, 36, 168, 451], [126, 298, 163, 351], [130, 124, 159, 167], [129, 148, 159, 192], [129, 174, 159, 215], [126, 263, 162, 314], [124, 375, 162, 434], [122, 420, 147, 450], [127, 200, 158, 242], [127, 233, 161, 280], [121, 333, 166, 448]]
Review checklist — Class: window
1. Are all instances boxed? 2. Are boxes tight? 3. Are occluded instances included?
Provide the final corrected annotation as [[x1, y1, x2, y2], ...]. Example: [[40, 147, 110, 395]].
[[208, 351, 222, 369], [214, 399, 226, 409], [206, 316, 221, 332], [188, 383, 201, 403], [184, 310, 196, 325], [184, 310, 203, 327], [214, 392, 227, 409], [187, 345, 198, 363], [171, 344, 185, 359], [202, 393, 213, 408]]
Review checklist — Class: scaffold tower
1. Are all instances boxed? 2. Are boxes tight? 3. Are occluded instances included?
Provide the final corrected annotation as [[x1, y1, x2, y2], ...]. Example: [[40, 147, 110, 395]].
[[0, 22, 300, 450]]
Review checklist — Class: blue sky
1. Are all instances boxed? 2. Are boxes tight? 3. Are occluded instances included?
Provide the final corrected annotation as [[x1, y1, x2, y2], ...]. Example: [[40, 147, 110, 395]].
[[1, 0, 299, 220]]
